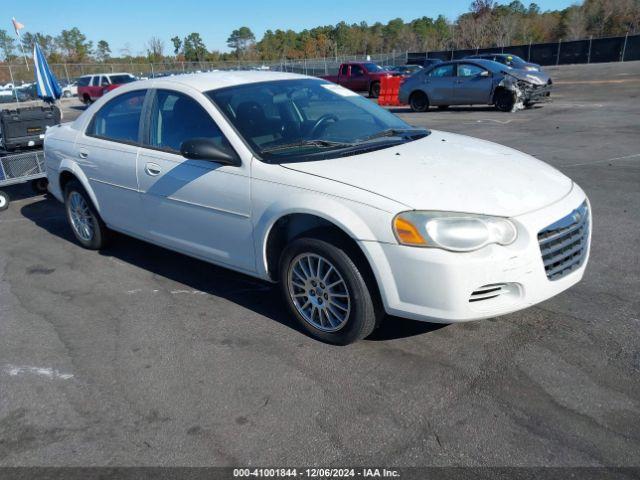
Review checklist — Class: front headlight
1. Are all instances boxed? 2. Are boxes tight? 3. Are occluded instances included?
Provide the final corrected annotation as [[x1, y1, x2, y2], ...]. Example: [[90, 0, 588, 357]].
[[392, 211, 517, 251]]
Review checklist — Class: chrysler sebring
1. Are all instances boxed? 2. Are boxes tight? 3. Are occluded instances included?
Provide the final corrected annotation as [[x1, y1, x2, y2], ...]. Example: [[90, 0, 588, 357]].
[[44, 71, 590, 344]]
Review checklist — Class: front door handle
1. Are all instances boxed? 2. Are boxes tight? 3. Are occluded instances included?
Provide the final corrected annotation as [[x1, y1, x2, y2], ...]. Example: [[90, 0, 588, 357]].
[[145, 162, 161, 176]]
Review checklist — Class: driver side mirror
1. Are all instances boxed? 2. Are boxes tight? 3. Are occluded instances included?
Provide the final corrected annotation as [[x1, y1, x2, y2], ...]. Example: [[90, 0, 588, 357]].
[[478, 70, 490, 77], [180, 138, 241, 166]]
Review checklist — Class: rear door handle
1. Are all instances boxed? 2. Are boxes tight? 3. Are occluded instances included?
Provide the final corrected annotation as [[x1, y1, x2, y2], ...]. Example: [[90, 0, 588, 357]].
[[78, 150, 88, 159], [145, 162, 161, 176]]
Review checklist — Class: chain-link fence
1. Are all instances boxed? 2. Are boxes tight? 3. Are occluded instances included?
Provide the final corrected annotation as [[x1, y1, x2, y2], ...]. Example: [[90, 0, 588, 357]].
[[408, 33, 640, 66], [0, 32, 638, 105]]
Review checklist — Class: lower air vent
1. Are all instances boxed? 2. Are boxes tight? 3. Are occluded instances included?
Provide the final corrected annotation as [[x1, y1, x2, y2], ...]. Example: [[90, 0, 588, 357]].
[[469, 283, 509, 303]]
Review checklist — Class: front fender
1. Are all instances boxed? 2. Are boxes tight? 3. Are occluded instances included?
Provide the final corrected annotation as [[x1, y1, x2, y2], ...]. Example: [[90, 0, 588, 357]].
[[253, 192, 392, 279]]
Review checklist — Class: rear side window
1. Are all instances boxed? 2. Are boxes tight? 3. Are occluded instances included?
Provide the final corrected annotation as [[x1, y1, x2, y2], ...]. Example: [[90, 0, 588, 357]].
[[91, 76, 100, 86], [146, 90, 227, 154], [87, 90, 146, 144], [77, 76, 91, 87], [429, 65, 454, 77], [340, 64, 348, 75]]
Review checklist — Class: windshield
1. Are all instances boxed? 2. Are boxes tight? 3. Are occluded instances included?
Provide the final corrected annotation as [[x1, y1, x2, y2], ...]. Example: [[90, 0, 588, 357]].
[[109, 74, 136, 84], [206, 79, 426, 163], [501, 55, 527, 68], [363, 63, 385, 72]]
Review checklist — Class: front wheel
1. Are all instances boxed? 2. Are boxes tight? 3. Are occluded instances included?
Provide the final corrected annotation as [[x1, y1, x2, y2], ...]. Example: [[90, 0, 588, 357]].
[[279, 237, 381, 345], [64, 180, 110, 249], [0, 190, 9, 211], [495, 89, 515, 112]]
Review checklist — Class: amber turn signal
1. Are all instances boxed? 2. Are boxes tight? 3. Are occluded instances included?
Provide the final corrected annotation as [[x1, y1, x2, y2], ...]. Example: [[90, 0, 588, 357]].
[[393, 216, 427, 246]]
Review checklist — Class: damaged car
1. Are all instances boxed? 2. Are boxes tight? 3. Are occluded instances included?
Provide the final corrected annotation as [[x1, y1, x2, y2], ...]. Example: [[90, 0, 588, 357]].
[[398, 59, 552, 112]]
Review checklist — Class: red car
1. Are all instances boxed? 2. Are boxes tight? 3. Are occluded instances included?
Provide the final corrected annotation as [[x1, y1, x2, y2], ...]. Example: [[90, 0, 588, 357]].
[[321, 62, 399, 98], [76, 73, 137, 104]]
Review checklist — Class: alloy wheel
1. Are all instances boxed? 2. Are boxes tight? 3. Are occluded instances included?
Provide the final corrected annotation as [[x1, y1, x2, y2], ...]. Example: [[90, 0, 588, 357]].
[[287, 253, 351, 332], [68, 191, 94, 241]]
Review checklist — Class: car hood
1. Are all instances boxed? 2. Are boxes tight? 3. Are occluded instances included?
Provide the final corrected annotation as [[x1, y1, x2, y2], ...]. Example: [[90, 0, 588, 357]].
[[282, 130, 572, 217], [504, 68, 550, 85]]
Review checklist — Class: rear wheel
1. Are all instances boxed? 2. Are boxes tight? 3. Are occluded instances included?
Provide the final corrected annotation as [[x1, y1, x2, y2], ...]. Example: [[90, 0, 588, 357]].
[[64, 180, 109, 249], [495, 89, 515, 112], [63, 90, 72, 98], [409, 91, 429, 112], [279, 237, 380, 345], [369, 82, 381, 98], [0, 191, 9, 212], [82, 94, 91, 105]]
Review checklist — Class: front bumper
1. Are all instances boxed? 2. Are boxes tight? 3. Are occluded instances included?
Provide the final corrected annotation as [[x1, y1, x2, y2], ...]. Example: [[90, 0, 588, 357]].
[[359, 185, 590, 322], [522, 82, 552, 103]]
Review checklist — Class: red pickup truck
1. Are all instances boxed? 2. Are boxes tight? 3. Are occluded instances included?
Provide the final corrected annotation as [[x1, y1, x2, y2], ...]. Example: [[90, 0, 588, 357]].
[[321, 62, 399, 98], [76, 73, 137, 104]]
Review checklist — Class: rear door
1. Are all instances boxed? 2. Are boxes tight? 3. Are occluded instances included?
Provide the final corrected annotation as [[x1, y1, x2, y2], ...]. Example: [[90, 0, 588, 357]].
[[454, 63, 493, 104], [136, 88, 254, 272], [423, 64, 455, 105], [76, 89, 148, 232]]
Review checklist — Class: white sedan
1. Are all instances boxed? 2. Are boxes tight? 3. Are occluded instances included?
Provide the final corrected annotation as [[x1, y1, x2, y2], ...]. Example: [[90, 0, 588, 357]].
[[44, 71, 590, 344]]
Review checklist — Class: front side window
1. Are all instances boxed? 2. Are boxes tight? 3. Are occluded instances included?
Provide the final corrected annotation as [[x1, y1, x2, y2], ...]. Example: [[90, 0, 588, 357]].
[[206, 79, 424, 163], [100, 76, 110, 86], [457, 64, 486, 77], [351, 65, 364, 76], [146, 90, 227, 154], [429, 65, 455, 77], [87, 90, 146, 143]]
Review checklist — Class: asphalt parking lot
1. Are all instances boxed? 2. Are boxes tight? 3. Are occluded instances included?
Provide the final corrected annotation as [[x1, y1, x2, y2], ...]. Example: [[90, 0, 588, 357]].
[[0, 61, 639, 467]]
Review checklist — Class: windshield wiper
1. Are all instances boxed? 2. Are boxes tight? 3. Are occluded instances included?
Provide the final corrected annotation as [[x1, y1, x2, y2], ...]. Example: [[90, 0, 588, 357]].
[[262, 139, 354, 153], [358, 128, 429, 143]]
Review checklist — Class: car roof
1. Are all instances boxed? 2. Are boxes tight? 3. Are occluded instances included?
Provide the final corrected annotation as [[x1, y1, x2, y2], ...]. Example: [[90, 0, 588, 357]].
[[130, 70, 310, 93]]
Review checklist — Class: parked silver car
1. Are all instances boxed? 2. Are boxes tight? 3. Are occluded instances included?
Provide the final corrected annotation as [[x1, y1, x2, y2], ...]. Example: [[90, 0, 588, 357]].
[[398, 59, 552, 112]]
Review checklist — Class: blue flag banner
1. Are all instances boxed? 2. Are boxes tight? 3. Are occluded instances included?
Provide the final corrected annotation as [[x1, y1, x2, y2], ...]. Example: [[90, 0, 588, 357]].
[[33, 43, 62, 101]]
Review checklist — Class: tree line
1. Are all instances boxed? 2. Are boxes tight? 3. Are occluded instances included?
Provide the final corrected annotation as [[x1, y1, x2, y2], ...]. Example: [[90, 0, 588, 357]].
[[0, 0, 637, 65]]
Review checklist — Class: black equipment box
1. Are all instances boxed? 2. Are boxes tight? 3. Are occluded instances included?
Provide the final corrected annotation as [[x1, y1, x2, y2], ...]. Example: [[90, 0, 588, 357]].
[[0, 105, 61, 152]]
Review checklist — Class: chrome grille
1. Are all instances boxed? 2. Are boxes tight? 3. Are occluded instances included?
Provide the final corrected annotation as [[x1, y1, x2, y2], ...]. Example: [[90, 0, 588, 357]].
[[538, 201, 589, 281]]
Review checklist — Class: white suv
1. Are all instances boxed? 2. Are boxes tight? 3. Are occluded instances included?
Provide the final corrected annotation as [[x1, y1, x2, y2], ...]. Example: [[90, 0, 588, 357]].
[[44, 72, 590, 344]]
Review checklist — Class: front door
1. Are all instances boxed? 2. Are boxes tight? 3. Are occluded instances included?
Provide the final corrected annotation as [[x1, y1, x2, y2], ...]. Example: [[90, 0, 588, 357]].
[[136, 89, 254, 273], [348, 64, 369, 92], [423, 63, 455, 105], [76, 89, 147, 232], [454, 63, 493, 105]]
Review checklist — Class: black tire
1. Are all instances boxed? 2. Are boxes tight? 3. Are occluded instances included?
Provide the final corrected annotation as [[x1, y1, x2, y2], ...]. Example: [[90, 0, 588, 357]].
[[64, 180, 110, 249], [524, 101, 535, 109], [279, 237, 381, 345], [409, 91, 429, 112], [0, 190, 9, 212], [31, 178, 49, 194], [63, 90, 72, 98], [82, 94, 91, 105], [495, 89, 515, 112], [369, 81, 381, 98], [437, 105, 449, 110]]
